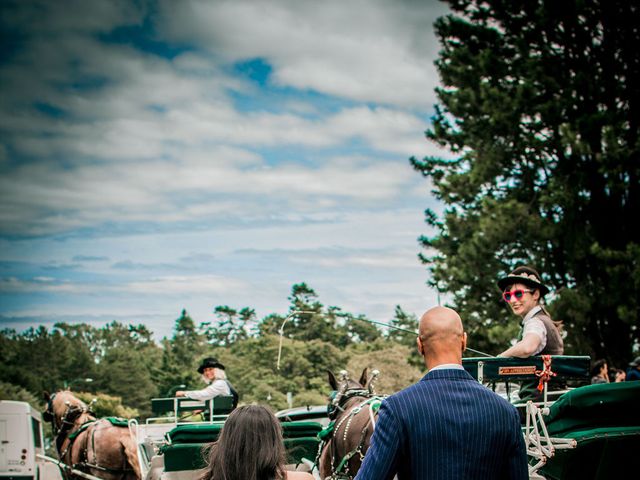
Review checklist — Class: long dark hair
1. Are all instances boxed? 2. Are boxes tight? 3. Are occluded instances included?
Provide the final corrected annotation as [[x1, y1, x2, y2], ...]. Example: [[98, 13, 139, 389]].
[[198, 405, 287, 480]]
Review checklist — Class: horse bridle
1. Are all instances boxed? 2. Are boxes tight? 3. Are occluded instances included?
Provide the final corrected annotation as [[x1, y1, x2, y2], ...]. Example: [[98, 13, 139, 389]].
[[329, 370, 379, 420], [329, 388, 369, 419], [43, 393, 91, 436]]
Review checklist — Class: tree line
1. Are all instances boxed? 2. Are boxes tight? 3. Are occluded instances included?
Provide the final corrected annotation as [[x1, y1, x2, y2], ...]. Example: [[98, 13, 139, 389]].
[[0, 283, 425, 418]]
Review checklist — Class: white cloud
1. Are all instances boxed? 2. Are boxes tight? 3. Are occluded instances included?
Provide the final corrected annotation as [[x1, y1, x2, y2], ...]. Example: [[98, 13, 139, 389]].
[[157, 0, 448, 107], [0, 274, 248, 297], [0, 0, 446, 335], [127, 275, 248, 296]]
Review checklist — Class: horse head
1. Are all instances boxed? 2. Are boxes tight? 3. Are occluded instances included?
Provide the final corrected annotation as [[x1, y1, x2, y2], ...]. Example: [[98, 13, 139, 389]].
[[320, 368, 383, 479], [43, 390, 94, 433], [327, 368, 380, 420]]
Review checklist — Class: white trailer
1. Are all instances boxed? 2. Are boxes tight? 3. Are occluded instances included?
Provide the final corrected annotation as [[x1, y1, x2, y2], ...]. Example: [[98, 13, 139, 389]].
[[0, 400, 62, 480]]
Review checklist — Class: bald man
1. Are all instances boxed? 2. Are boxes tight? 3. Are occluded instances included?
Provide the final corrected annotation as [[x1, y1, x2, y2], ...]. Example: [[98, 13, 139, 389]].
[[355, 307, 528, 480]]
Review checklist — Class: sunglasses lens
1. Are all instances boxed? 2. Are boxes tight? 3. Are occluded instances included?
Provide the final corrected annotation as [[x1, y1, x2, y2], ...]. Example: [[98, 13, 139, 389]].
[[503, 290, 528, 301]]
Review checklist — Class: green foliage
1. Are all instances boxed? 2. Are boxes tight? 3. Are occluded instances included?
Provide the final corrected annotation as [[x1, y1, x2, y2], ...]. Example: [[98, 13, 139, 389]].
[[94, 346, 157, 417], [74, 391, 138, 419], [0, 283, 429, 423], [413, 0, 640, 366], [387, 305, 418, 347], [0, 325, 97, 394], [0, 381, 41, 409], [346, 344, 423, 395], [203, 306, 255, 346]]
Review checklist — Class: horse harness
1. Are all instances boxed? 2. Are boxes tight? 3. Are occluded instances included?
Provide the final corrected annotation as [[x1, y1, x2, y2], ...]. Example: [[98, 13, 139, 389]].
[[44, 394, 134, 479], [318, 387, 384, 480]]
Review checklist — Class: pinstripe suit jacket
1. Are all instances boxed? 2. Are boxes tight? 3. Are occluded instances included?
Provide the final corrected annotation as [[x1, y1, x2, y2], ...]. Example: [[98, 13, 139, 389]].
[[354, 368, 528, 480]]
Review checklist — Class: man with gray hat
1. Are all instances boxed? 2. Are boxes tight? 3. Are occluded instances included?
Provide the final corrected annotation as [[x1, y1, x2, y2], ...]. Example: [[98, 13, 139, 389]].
[[176, 357, 238, 407], [626, 357, 640, 381]]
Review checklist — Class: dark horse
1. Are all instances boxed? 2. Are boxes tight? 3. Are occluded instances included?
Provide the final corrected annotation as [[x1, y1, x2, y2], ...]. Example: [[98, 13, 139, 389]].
[[318, 368, 384, 480], [43, 390, 141, 479]]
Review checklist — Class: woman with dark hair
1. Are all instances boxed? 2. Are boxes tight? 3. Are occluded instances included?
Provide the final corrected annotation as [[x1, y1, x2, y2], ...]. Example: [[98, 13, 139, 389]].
[[497, 266, 564, 401], [590, 359, 610, 384], [198, 405, 313, 480]]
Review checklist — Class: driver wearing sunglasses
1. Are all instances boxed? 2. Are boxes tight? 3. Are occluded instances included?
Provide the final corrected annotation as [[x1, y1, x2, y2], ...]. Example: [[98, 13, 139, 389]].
[[497, 266, 563, 358], [497, 266, 564, 402], [498, 266, 564, 400]]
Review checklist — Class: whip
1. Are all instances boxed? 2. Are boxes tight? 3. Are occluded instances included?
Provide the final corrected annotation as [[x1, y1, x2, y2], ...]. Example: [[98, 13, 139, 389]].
[[276, 310, 316, 370], [276, 311, 492, 370], [348, 316, 493, 358]]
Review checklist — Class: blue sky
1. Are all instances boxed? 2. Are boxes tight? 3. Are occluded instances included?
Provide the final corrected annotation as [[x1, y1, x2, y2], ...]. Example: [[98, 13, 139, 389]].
[[0, 0, 452, 340]]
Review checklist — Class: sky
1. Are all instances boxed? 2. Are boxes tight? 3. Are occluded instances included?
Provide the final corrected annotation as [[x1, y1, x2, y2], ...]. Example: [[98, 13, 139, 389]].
[[0, 0, 453, 341]]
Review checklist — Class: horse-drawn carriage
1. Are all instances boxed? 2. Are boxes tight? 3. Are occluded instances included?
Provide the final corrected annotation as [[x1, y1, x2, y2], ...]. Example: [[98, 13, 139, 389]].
[[461, 355, 640, 480], [132, 396, 322, 479], [42, 391, 324, 480], [41, 356, 640, 480]]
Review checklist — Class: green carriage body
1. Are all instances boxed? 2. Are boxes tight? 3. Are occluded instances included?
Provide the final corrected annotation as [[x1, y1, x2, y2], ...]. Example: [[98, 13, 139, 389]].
[[160, 421, 322, 473]]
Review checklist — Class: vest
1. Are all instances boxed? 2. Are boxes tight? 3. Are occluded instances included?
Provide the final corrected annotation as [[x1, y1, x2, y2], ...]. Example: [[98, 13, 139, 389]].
[[518, 309, 564, 402], [535, 310, 564, 355], [225, 380, 239, 409]]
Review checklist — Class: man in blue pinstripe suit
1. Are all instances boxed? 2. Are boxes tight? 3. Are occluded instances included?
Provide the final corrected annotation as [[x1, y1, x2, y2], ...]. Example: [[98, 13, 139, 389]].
[[355, 306, 528, 480]]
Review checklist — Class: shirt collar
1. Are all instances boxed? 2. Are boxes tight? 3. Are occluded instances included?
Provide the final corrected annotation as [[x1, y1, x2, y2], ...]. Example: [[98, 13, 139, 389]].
[[429, 363, 464, 371], [522, 305, 542, 324]]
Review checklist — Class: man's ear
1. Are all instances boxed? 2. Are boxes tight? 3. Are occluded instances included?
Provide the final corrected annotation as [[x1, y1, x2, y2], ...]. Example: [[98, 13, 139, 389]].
[[416, 336, 424, 356], [462, 332, 467, 352]]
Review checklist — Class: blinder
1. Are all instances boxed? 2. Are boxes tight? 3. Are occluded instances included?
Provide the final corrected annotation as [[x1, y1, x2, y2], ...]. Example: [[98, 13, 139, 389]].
[[43, 392, 56, 424]]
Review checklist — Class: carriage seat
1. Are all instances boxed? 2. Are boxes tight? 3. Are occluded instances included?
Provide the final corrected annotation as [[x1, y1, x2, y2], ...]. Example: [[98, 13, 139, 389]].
[[150, 396, 235, 422], [160, 420, 323, 472], [539, 381, 640, 480]]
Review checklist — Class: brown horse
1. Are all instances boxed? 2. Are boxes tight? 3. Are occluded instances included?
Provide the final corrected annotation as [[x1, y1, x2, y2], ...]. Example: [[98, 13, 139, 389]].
[[318, 368, 384, 480], [43, 390, 141, 480]]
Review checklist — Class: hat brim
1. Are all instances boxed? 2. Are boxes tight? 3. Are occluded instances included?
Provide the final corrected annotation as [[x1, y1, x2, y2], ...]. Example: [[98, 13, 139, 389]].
[[497, 275, 549, 296], [197, 362, 225, 373]]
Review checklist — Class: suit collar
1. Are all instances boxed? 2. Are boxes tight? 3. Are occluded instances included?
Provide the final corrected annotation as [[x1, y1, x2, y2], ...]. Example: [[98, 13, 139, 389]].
[[422, 368, 474, 382]]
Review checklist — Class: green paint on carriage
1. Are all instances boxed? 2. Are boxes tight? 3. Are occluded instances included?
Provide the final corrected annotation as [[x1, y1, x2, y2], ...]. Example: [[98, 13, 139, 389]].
[[151, 396, 235, 420], [543, 381, 640, 435], [162, 443, 208, 472], [164, 422, 225, 443], [160, 420, 323, 472], [462, 355, 591, 381], [539, 381, 640, 480]]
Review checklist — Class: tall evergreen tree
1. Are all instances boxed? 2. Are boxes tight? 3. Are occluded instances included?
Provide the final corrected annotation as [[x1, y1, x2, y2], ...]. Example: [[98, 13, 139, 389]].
[[413, 0, 640, 365], [205, 306, 255, 346]]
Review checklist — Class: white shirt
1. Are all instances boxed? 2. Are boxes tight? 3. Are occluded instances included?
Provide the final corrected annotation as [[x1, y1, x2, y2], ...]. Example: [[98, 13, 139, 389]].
[[184, 379, 231, 401], [521, 305, 547, 355], [429, 363, 465, 371]]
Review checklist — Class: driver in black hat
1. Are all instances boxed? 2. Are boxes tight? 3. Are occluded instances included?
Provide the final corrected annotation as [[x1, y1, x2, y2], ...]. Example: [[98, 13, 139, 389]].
[[176, 357, 238, 406]]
